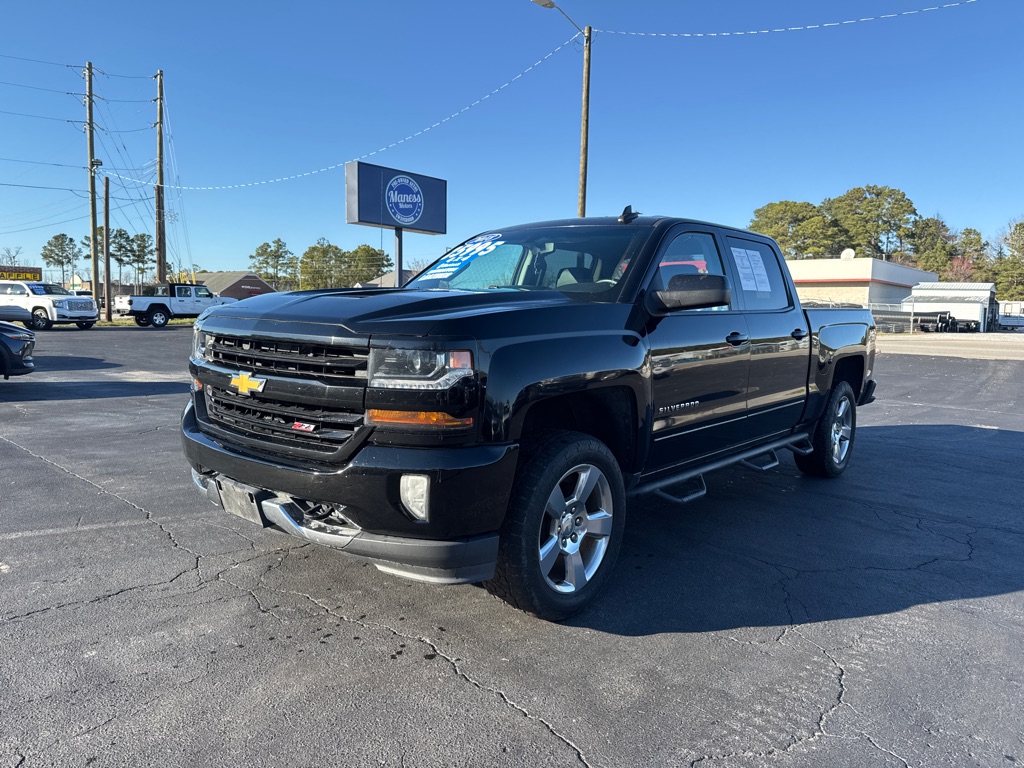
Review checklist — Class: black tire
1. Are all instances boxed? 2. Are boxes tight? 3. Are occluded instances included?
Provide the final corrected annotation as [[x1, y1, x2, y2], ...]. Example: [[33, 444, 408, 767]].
[[485, 431, 626, 621], [28, 309, 52, 331], [76, 322, 95, 330], [147, 307, 170, 328], [795, 381, 857, 478], [133, 315, 151, 327]]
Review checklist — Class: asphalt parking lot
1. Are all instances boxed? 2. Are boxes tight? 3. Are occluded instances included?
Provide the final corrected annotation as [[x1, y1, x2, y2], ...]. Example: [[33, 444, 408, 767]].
[[2, 327, 1022, 768]]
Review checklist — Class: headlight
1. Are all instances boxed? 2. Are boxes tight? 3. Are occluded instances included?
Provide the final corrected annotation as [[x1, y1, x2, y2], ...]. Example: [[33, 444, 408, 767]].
[[192, 326, 209, 361], [368, 348, 473, 390], [1, 330, 33, 341], [51, 300, 67, 309]]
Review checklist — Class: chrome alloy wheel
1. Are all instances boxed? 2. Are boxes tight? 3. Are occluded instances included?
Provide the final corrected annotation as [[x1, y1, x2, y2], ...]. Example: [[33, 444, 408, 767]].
[[830, 395, 853, 466], [538, 463, 614, 594]]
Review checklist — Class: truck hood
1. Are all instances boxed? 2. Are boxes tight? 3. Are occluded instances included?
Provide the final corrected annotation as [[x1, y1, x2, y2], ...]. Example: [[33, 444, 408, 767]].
[[197, 288, 582, 338]]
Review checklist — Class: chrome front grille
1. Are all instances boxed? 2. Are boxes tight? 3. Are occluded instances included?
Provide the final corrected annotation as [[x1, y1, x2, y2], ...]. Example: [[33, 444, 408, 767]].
[[69, 300, 93, 311]]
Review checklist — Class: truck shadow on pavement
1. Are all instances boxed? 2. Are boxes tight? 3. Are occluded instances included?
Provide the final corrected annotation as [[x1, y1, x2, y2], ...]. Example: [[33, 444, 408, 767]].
[[29, 355, 121, 372], [2, 379, 190, 401], [572, 424, 1024, 635]]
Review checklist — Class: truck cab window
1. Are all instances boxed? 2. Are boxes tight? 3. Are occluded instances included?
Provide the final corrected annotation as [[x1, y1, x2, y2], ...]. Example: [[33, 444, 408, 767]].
[[726, 238, 791, 311], [651, 231, 730, 311]]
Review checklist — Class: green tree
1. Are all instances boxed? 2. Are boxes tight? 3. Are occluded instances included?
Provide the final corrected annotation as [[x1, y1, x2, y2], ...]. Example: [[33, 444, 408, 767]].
[[751, 200, 850, 259], [299, 238, 346, 290], [108, 228, 133, 287], [81, 226, 106, 261], [909, 216, 954, 275], [822, 185, 918, 260], [995, 220, 1024, 300], [129, 232, 155, 289], [40, 233, 82, 283], [340, 244, 393, 286], [249, 238, 298, 290], [941, 227, 989, 282]]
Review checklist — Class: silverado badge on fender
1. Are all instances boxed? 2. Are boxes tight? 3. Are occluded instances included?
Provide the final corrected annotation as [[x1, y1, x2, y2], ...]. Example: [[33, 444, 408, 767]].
[[229, 372, 266, 396]]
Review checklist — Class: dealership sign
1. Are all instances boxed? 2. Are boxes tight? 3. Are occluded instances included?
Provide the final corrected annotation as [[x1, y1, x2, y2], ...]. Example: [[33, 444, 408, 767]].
[[345, 162, 446, 235], [0, 266, 42, 281]]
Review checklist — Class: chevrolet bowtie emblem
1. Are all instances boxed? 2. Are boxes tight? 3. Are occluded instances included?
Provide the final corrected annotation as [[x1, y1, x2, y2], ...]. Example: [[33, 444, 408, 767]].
[[229, 372, 266, 396]]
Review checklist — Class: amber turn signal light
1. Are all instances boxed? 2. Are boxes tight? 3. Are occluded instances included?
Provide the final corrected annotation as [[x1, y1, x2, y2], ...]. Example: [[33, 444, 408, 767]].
[[367, 409, 473, 428]]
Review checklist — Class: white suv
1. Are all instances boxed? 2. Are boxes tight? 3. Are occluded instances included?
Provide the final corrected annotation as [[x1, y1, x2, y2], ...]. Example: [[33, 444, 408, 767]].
[[0, 280, 100, 330]]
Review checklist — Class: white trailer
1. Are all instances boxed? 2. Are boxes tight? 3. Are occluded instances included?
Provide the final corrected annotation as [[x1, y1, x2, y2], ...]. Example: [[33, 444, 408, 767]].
[[998, 300, 1024, 330]]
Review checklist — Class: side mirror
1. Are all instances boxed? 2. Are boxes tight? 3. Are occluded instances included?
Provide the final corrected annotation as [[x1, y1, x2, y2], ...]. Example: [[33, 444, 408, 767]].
[[645, 273, 731, 315]]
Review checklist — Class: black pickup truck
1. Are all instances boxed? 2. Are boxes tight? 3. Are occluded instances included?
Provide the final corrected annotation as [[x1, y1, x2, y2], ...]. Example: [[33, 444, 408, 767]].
[[182, 211, 876, 620]]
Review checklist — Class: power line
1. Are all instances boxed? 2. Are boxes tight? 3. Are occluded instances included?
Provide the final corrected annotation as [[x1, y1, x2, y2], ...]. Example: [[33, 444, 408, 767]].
[[0, 200, 146, 235], [0, 157, 84, 169], [0, 52, 80, 68], [595, 0, 979, 38], [96, 123, 153, 134], [0, 80, 80, 96], [104, 33, 580, 192], [0, 108, 82, 124], [0, 181, 147, 201], [94, 67, 155, 80]]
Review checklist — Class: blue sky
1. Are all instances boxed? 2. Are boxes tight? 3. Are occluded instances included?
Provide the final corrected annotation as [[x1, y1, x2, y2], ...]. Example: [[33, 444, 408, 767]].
[[1, 0, 1020, 276]]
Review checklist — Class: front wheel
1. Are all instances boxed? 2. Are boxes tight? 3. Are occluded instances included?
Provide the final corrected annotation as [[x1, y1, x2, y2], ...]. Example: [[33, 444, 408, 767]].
[[147, 308, 169, 328], [133, 315, 151, 327], [485, 431, 626, 621], [76, 322, 95, 330], [795, 381, 857, 478], [28, 309, 52, 331]]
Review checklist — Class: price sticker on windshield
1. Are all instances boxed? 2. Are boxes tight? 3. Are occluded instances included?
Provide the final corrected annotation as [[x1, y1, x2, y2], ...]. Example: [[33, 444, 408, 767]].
[[420, 233, 505, 280]]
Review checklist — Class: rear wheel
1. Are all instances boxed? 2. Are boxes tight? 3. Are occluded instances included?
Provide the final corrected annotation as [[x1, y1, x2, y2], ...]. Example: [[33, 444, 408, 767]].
[[486, 431, 625, 621], [29, 309, 52, 331], [147, 307, 169, 328], [795, 381, 857, 478]]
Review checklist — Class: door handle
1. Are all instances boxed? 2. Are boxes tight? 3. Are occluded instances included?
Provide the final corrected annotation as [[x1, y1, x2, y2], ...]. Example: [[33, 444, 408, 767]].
[[791, 328, 808, 340], [725, 332, 749, 346]]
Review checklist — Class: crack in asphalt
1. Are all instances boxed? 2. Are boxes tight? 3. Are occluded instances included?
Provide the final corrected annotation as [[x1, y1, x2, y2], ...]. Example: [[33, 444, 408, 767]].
[[691, 630, 912, 767], [1, 434, 586, 764], [256, 578, 594, 768]]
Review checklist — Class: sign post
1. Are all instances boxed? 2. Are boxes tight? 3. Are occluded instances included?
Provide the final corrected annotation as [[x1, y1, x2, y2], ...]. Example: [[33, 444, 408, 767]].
[[345, 162, 446, 287]]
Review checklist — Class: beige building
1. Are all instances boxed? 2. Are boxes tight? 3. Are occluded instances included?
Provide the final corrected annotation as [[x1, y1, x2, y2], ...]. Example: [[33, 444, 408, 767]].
[[785, 258, 937, 306]]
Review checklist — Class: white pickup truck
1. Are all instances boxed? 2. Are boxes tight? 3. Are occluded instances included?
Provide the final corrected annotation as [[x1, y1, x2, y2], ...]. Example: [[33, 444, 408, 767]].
[[0, 279, 99, 330], [113, 283, 235, 327]]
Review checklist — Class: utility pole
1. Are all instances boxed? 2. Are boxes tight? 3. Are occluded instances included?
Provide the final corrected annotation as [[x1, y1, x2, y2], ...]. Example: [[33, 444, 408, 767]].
[[155, 70, 166, 283], [578, 25, 591, 218], [103, 176, 112, 321], [86, 62, 100, 293]]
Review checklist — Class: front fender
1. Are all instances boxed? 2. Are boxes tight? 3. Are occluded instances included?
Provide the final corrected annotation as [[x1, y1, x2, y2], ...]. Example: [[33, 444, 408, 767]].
[[481, 331, 649, 444]]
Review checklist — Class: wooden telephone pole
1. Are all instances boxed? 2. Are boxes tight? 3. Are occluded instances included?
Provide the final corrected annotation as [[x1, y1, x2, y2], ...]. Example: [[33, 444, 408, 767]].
[[86, 62, 100, 294], [155, 70, 166, 283]]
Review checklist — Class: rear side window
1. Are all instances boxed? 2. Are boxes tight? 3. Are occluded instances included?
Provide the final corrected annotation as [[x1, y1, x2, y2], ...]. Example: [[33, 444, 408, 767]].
[[726, 237, 790, 311]]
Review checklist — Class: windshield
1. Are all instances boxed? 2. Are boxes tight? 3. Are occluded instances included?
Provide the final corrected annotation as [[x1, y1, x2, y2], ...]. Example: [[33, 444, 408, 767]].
[[404, 225, 651, 302], [28, 283, 72, 296]]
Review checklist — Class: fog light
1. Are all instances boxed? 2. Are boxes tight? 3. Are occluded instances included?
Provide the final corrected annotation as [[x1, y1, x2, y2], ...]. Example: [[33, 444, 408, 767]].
[[400, 475, 430, 521]]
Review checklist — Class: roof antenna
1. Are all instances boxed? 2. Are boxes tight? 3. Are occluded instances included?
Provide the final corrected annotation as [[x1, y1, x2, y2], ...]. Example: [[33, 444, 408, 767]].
[[618, 205, 640, 223]]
